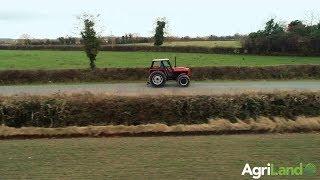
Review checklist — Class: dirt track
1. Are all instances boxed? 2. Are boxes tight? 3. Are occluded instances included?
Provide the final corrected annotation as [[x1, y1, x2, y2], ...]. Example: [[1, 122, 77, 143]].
[[0, 80, 320, 96]]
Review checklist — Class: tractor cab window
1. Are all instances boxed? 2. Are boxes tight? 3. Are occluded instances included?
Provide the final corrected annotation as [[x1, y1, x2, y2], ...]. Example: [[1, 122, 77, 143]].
[[152, 61, 161, 68], [162, 61, 172, 68]]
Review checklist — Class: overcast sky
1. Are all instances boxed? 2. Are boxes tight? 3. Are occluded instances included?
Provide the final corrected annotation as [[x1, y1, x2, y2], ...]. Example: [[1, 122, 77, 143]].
[[0, 0, 319, 39]]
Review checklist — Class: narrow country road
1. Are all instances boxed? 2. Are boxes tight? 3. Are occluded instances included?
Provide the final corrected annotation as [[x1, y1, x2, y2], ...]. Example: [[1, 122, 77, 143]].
[[0, 81, 319, 96]]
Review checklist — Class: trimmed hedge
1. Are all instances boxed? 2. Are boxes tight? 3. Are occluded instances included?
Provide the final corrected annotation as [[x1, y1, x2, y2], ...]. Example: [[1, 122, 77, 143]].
[[1, 45, 320, 56], [0, 45, 243, 54], [1, 92, 320, 128], [193, 65, 320, 80], [0, 68, 147, 85], [1, 65, 320, 84]]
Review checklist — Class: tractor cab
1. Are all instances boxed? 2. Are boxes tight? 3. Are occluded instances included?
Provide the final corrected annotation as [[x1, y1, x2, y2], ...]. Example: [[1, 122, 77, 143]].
[[150, 59, 174, 78], [150, 59, 172, 68], [148, 59, 191, 87]]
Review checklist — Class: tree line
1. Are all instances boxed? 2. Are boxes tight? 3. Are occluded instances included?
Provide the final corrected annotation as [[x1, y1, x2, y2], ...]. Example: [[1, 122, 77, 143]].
[[243, 19, 320, 54]]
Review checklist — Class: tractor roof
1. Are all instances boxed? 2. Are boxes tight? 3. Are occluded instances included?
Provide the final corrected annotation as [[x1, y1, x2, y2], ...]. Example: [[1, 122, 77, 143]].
[[152, 59, 170, 62]]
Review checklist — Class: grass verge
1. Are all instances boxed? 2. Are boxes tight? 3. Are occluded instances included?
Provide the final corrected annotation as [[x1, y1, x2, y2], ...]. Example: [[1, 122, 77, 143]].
[[0, 117, 320, 139]]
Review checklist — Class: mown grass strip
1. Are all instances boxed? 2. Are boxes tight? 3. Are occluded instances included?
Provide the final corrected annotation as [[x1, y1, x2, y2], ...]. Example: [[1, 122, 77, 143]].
[[1, 133, 319, 179]]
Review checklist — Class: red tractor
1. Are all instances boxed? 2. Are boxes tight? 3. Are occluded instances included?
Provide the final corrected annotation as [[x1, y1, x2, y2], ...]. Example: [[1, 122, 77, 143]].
[[148, 58, 191, 87]]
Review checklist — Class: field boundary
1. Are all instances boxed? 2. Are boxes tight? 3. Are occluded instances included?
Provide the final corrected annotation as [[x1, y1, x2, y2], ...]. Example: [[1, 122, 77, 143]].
[[1, 45, 320, 56], [1, 65, 320, 85], [0, 44, 242, 54], [2, 92, 320, 128], [0, 117, 319, 139]]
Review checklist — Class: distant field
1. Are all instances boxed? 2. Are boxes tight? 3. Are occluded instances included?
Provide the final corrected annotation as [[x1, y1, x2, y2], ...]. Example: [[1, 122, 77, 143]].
[[126, 40, 242, 48], [0, 50, 320, 70], [0, 134, 319, 179]]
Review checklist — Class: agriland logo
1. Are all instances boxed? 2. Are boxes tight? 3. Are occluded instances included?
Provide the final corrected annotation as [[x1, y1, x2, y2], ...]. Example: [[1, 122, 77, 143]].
[[241, 163, 317, 179]]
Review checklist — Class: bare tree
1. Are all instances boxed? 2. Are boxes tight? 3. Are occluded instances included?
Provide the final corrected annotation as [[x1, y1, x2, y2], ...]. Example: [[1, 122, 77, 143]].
[[18, 34, 32, 45]]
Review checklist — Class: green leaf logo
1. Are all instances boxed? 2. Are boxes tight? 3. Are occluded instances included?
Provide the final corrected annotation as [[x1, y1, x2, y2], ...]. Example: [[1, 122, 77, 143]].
[[304, 163, 317, 176]]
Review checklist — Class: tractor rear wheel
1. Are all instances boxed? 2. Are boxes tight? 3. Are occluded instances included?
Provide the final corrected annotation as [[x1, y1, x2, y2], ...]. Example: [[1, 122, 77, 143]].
[[149, 71, 166, 87], [177, 74, 190, 87]]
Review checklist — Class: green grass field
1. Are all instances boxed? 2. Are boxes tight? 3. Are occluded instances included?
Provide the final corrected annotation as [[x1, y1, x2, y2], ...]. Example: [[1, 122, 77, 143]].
[[0, 134, 319, 179], [126, 40, 242, 48], [0, 50, 320, 70]]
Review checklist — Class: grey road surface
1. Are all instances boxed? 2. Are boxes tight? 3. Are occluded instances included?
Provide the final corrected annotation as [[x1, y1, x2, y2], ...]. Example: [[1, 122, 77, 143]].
[[0, 81, 320, 96]]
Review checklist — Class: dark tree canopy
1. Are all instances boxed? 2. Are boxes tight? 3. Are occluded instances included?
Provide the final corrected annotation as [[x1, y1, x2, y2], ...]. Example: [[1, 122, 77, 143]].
[[80, 15, 101, 70], [243, 18, 320, 54], [154, 20, 166, 46], [264, 19, 284, 35]]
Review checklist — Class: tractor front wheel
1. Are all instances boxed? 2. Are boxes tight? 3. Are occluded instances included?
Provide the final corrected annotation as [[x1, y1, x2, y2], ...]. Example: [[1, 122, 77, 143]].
[[149, 71, 166, 87], [177, 74, 190, 87]]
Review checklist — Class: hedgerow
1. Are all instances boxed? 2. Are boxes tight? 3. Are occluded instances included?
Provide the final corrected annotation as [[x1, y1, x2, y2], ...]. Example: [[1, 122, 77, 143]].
[[0, 45, 242, 54], [1, 92, 320, 128], [1, 65, 320, 85], [1, 45, 320, 56]]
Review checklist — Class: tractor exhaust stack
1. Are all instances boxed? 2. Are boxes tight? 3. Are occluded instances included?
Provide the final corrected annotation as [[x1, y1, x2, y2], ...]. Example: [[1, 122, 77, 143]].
[[174, 57, 177, 67]]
